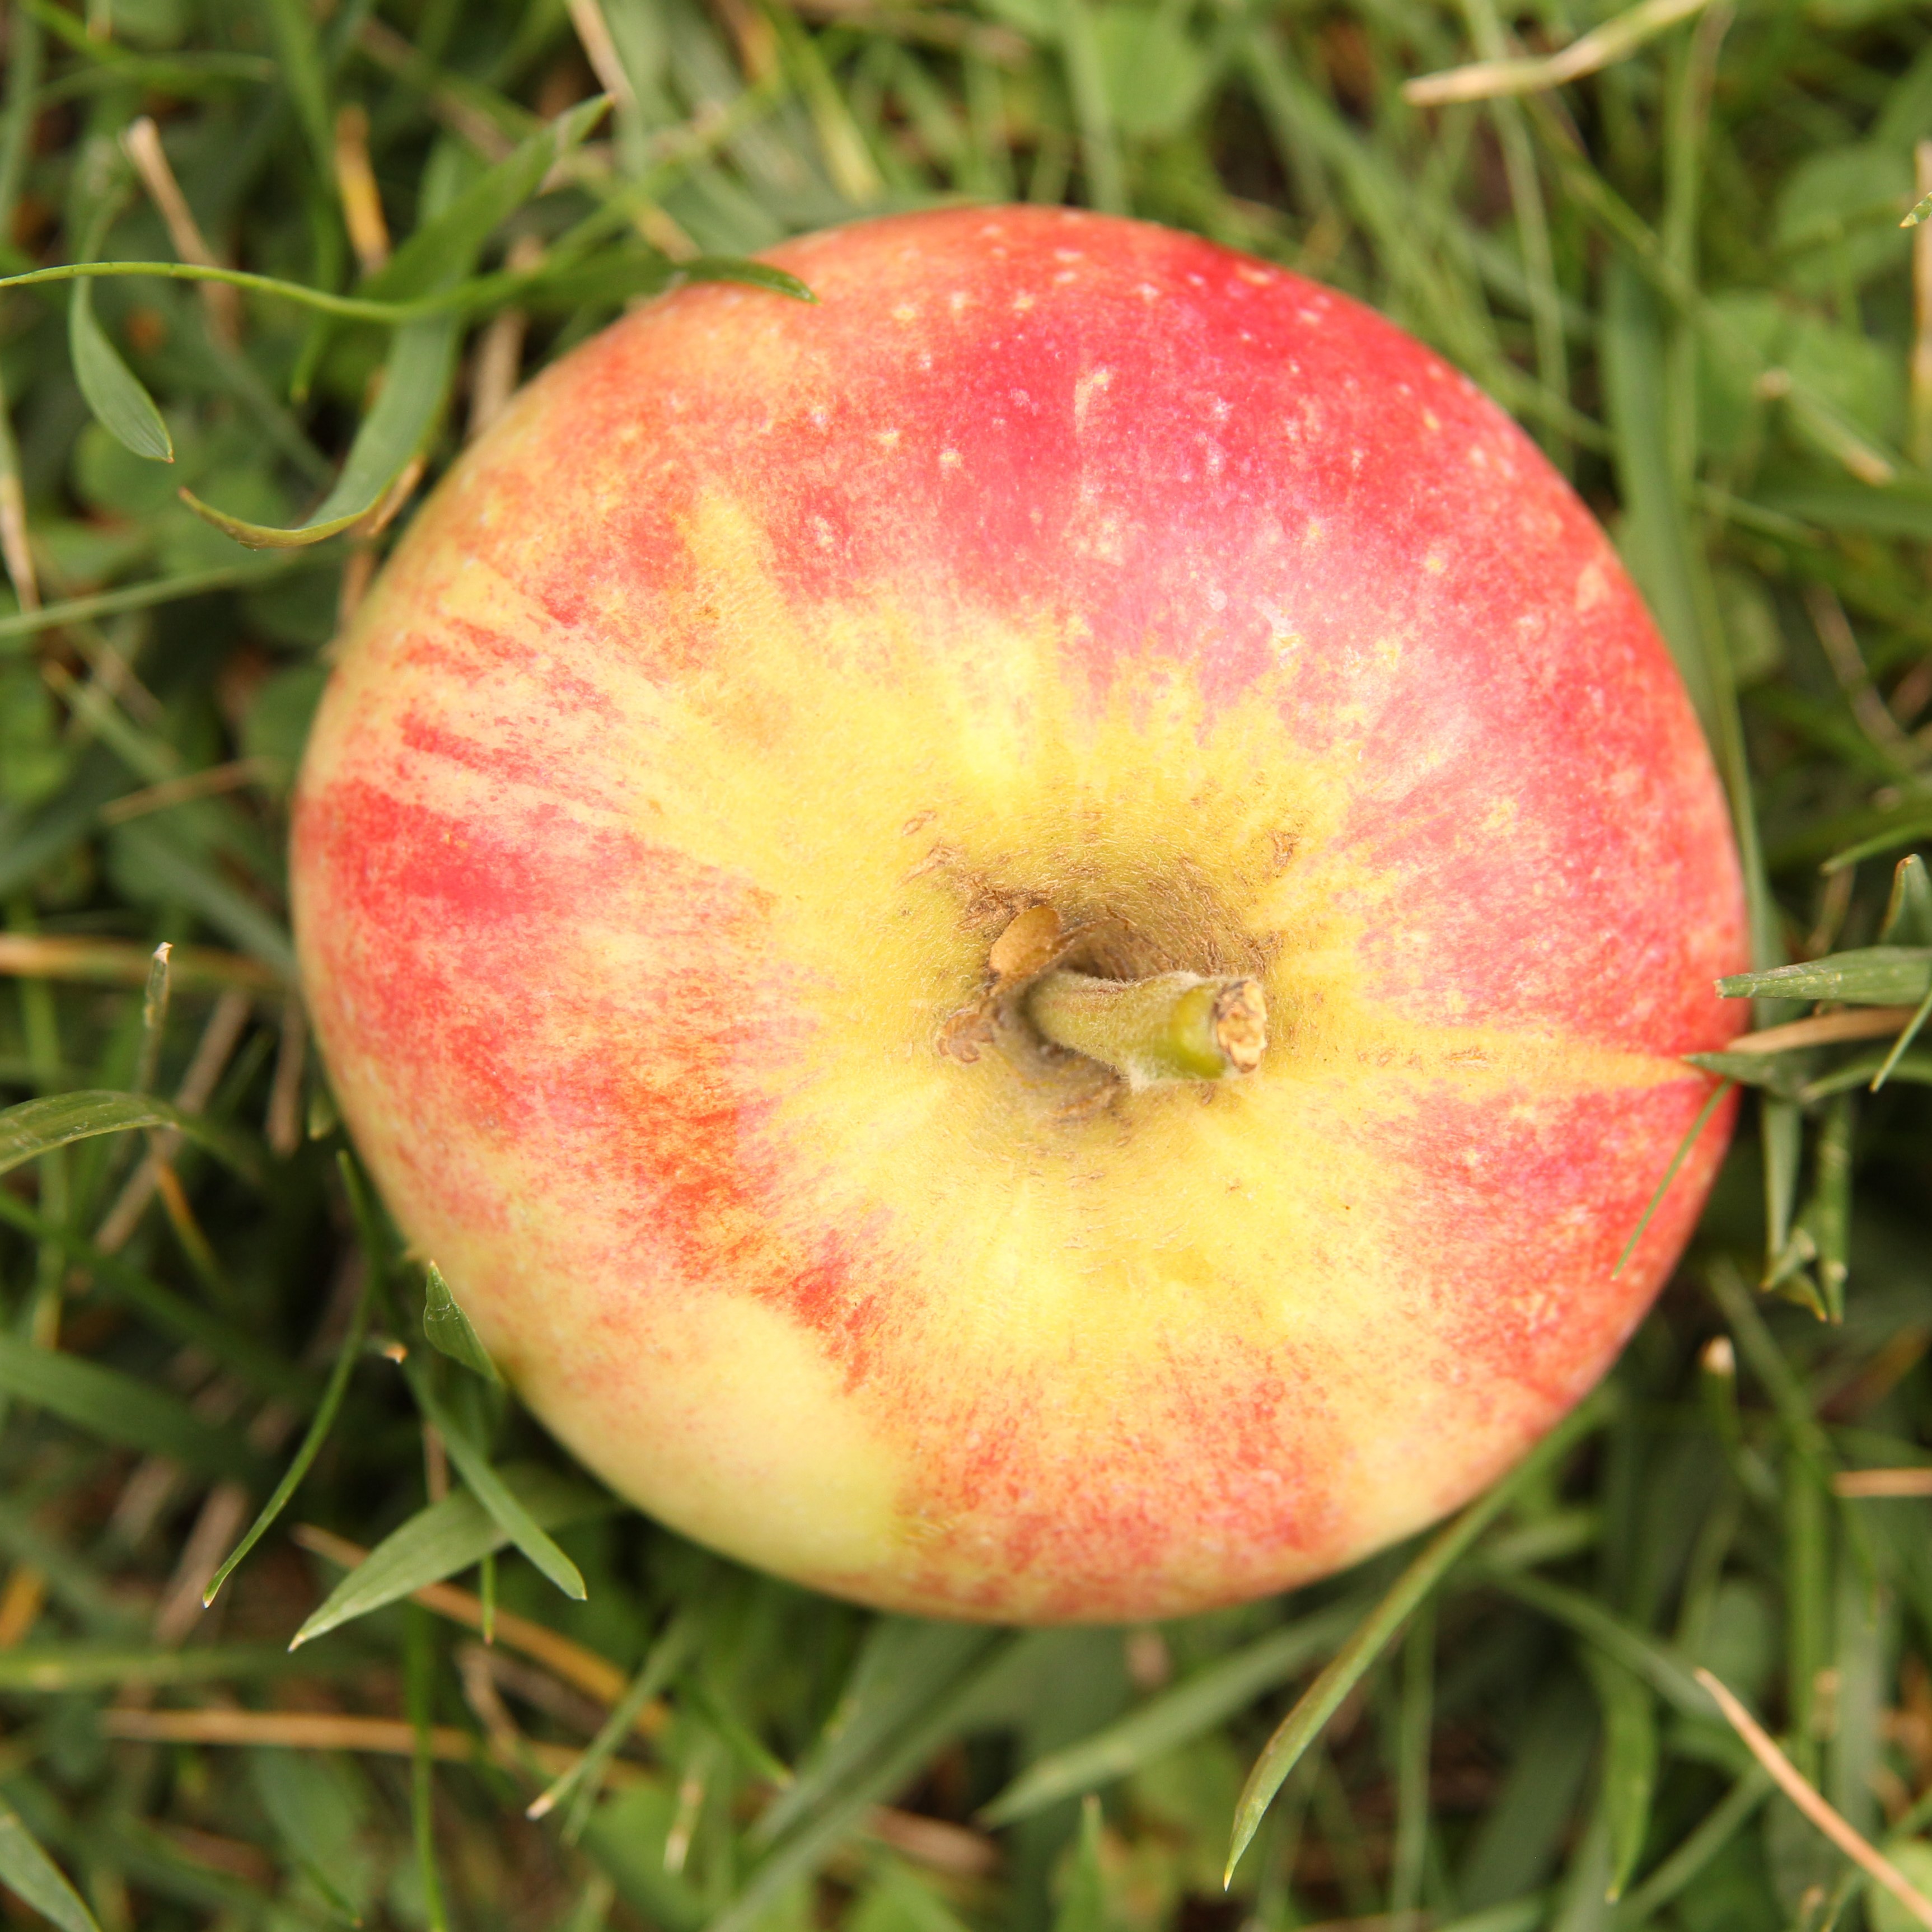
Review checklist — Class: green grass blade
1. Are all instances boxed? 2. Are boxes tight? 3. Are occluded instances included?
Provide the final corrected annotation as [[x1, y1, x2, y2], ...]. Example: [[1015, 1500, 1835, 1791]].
[[0, 1801, 100, 1932], [1800, 1093, 1854, 1319], [1613, 1766, 1772, 1925], [260, 0, 332, 179], [0, 1191, 307, 1396], [0, 1332, 264, 1479], [0, 10, 44, 240], [0, 259, 534, 321], [0, 1643, 298, 1694], [0, 1498, 141, 1636], [754, 1620, 1004, 1849], [363, 96, 608, 303], [68, 277, 172, 464], [1612, 1078, 1734, 1276], [1052, 1795, 1108, 1932], [203, 1262, 376, 1606], [0, 555, 327, 647], [1718, 949, 1932, 1005], [0, 1088, 264, 1183], [291, 1465, 609, 1647], [1224, 1386, 1618, 1884], [260, 0, 335, 183], [1580, 1649, 1657, 1901], [1490, 1574, 1711, 1719], [247, 1752, 368, 1926], [181, 317, 457, 548], [1823, 815, 1932, 874], [406, 1606, 450, 1932], [1390, 1597, 1437, 1920], [1549, 1806, 1614, 1932], [1600, 255, 1711, 729], [1683, 1052, 1802, 1096], [1762, 1096, 1802, 1267], [1883, 858, 1932, 945], [709, 1631, 1014, 1932], [530, 1612, 700, 1836], [1870, 986, 1932, 1091], [1705, 1261, 1865, 1588], [105, 821, 296, 978], [421, 1264, 503, 1385], [980, 1599, 1358, 1825], [133, 941, 170, 1097], [406, 1367, 586, 1601], [1439, 1903, 1547, 1932], [1055, 0, 1126, 215]]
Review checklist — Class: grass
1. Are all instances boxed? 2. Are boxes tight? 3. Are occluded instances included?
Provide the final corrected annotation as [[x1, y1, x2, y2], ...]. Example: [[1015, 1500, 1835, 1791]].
[[1, 0, 1930, 1928]]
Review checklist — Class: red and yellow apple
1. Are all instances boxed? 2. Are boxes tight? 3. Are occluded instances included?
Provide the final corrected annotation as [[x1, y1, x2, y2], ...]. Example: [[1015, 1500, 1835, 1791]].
[[292, 207, 1746, 1624]]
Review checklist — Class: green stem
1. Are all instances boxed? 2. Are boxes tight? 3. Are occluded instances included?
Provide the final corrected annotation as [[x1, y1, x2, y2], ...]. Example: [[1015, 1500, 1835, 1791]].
[[1023, 970, 1266, 1089]]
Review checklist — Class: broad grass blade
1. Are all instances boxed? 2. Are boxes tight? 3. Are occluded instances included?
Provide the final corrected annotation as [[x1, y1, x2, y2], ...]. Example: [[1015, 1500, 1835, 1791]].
[[292, 1465, 610, 1646], [1719, 949, 1932, 1005], [1600, 256, 1714, 732], [0, 1089, 262, 1184], [69, 278, 172, 463], [0, 1802, 100, 1932]]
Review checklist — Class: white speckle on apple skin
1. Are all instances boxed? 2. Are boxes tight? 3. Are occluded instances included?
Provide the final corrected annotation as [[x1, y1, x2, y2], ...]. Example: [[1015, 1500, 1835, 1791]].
[[1072, 367, 1113, 432]]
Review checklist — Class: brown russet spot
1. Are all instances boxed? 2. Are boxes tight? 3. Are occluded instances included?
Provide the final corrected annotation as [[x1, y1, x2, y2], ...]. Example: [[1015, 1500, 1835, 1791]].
[[989, 902, 1064, 980]]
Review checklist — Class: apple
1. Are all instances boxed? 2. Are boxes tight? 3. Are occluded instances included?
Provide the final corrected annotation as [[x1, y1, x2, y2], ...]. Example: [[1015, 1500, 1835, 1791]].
[[291, 205, 1747, 1624]]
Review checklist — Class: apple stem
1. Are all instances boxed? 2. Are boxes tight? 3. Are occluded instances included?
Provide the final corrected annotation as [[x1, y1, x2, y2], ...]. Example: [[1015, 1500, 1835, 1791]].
[[1023, 970, 1267, 1091]]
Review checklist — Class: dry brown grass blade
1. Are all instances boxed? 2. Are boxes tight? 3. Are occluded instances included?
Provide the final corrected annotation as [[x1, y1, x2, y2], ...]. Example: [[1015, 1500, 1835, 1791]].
[[1696, 1667, 1932, 1929], [1833, 1469, 1932, 1498], [1404, 0, 1713, 104], [863, 1805, 999, 1878], [99, 1704, 642, 1786], [0, 935, 279, 993], [1722, 1009, 1921, 1055], [122, 116, 241, 344], [99, 757, 280, 826]]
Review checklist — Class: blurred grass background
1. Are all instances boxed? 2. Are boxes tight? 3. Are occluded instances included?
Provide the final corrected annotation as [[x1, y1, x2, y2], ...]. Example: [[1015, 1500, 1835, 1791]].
[[2, 0, 1932, 1929]]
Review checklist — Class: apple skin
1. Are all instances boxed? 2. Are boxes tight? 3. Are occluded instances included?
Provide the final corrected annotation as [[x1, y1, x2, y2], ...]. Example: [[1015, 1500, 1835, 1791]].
[[292, 205, 1747, 1624]]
